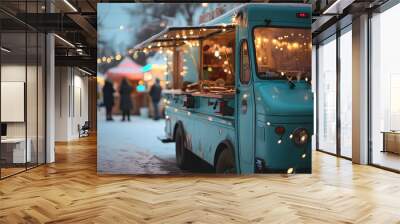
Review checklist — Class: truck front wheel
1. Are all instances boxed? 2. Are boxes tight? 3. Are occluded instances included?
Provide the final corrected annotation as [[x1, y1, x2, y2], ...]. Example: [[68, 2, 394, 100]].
[[175, 126, 192, 170], [216, 146, 236, 174]]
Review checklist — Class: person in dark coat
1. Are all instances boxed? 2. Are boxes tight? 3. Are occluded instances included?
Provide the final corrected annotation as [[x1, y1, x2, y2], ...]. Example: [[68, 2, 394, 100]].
[[149, 78, 162, 120], [119, 78, 133, 121], [102, 79, 115, 121]]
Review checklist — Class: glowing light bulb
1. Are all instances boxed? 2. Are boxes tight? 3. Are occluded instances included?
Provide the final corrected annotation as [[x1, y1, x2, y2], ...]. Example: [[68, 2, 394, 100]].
[[302, 154, 306, 159], [214, 50, 220, 57], [277, 139, 282, 144], [287, 168, 294, 174], [289, 134, 293, 139]]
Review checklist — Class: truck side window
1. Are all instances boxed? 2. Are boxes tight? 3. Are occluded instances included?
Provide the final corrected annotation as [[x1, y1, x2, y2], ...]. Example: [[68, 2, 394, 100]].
[[240, 40, 250, 84]]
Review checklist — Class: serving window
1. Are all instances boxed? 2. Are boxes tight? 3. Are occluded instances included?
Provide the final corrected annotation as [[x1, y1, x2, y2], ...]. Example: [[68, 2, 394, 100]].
[[201, 31, 235, 88]]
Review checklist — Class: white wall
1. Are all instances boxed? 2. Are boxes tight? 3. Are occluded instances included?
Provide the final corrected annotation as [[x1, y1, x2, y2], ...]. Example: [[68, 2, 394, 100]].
[[1, 65, 37, 138], [1, 63, 46, 164], [55, 67, 89, 141]]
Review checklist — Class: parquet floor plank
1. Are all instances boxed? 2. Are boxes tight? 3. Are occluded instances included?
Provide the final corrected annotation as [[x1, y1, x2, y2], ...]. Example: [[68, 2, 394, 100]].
[[0, 135, 400, 223]]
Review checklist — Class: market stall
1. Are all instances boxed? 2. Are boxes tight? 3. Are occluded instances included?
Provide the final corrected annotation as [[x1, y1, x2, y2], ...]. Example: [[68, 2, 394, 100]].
[[105, 57, 146, 115]]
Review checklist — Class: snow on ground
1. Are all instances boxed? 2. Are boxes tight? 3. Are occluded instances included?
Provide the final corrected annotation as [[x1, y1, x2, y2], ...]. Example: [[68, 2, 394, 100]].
[[97, 111, 182, 174], [97, 109, 214, 174]]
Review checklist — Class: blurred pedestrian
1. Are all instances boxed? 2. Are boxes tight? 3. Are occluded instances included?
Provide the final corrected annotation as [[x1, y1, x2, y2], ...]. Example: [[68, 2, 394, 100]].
[[149, 78, 162, 120], [119, 78, 133, 121], [102, 79, 115, 121]]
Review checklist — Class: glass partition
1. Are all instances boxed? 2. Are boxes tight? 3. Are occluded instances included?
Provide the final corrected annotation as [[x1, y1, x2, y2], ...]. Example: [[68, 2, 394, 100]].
[[0, 1, 46, 179], [339, 27, 352, 158], [1, 30, 28, 177], [38, 32, 46, 165], [27, 30, 38, 169], [371, 4, 400, 171], [317, 35, 337, 155]]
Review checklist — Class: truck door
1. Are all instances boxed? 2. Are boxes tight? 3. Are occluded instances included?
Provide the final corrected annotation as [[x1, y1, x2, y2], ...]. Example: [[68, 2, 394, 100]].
[[235, 38, 255, 174]]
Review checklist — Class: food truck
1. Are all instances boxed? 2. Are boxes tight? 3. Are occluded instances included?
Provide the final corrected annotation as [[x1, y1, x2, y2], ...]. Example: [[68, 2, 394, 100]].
[[134, 3, 313, 174]]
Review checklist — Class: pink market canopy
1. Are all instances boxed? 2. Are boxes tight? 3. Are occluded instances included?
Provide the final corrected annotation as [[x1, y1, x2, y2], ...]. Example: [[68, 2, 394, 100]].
[[106, 57, 143, 81]]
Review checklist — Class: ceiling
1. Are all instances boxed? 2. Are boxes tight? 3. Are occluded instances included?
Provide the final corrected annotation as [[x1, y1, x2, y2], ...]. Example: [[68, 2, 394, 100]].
[[0, 0, 395, 73]]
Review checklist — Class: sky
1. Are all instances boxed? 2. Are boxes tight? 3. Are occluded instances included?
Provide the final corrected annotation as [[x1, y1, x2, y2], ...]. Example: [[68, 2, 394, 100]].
[[97, 3, 238, 54], [98, 4, 137, 53]]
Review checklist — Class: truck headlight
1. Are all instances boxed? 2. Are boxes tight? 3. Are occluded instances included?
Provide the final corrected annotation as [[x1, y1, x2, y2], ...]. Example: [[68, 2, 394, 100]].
[[292, 128, 309, 146]]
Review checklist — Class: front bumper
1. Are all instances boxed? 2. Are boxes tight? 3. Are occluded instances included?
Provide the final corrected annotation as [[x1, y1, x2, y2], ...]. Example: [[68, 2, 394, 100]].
[[255, 157, 311, 174]]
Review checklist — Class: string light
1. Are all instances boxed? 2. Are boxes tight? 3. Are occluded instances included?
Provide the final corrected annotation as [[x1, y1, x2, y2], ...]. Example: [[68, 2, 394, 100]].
[[97, 30, 313, 66]]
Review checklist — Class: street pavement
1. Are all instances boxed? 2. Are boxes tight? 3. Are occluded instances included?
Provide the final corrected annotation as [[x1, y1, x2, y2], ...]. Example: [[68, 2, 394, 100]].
[[97, 110, 214, 174], [97, 111, 182, 174]]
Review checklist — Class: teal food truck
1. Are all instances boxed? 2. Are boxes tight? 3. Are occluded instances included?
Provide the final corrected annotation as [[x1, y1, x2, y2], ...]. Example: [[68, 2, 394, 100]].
[[135, 3, 313, 174]]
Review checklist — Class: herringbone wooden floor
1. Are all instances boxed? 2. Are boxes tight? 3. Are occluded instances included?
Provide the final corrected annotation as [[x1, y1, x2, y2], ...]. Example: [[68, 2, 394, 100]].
[[1, 135, 400, 224]]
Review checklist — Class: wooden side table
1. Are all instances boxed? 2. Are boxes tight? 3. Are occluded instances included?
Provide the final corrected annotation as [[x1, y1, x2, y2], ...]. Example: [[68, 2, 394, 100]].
[[382, 131, 400, 154]]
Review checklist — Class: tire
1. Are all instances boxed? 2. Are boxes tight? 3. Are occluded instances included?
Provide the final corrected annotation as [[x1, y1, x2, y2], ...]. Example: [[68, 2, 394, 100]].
[[215, 145, 237, 174], [175, 126, 192, 170]]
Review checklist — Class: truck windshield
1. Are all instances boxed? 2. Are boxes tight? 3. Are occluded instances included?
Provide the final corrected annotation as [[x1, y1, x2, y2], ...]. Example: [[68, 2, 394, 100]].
[[253, 27, 311, 81]]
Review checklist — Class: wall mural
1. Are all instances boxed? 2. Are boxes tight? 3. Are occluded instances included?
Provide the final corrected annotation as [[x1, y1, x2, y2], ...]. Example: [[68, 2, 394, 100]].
[[97, 3, 313, 175]]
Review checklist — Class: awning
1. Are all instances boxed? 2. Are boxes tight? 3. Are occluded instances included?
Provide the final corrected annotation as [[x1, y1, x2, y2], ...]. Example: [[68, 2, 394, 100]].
[[134, 24, 235, 51], [106, 57, 143, 81]]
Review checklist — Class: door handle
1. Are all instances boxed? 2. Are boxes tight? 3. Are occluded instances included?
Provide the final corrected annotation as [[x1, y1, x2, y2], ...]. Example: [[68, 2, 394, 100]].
[[241, 98, 248, 114]]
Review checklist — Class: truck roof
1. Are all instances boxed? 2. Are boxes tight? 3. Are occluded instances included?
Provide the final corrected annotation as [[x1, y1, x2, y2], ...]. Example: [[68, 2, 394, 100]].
[[203, 3, 311, 27]]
